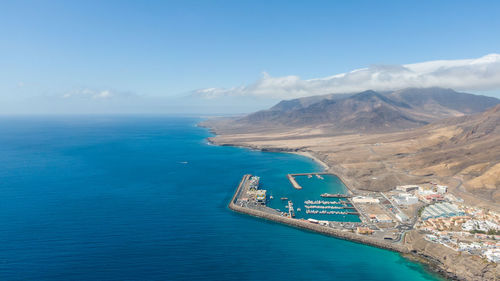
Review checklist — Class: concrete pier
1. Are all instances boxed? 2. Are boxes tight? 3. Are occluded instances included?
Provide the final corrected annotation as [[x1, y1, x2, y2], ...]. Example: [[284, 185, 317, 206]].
[[287, 172, 339, 190], [287, 174, 302, 189]]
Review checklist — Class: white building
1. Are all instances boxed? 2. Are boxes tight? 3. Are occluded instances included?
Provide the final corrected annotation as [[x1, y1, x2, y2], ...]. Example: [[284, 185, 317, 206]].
[[396, 212, 410, 222], [462, 220, 500, 232], [255, 190, 267, 204], [396, 185, 419, 192], [352, 196, 380, 204], [418, 186, 436, 196], [484, 249, 500, 263], [437, 185, 448, 194], [393, 193, 419, 205]]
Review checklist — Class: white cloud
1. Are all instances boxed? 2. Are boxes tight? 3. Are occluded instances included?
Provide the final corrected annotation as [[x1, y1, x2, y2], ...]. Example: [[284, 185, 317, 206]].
[[191, 53, 500, 99]]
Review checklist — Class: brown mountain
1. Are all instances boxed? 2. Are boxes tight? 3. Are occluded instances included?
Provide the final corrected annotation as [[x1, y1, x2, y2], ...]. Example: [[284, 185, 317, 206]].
[[231, 88, 500, 134], [208, 103, 500, 204]]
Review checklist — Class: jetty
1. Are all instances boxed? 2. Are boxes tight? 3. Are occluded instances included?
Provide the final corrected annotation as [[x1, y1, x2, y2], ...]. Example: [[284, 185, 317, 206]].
[[287, 174, 302, 189], [320, 193, 352, 198], [288, 200, 295, 217], [287, 172, 331, 190]]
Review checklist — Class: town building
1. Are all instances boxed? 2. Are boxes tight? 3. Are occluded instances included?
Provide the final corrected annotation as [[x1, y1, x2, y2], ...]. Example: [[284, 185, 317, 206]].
[[395, 212, 409, 222], [248, 176, 260, 190], [357, 226, 374, 235], [418, 186, 436, 196], [484, 249, 500, 263], [255, 190, 267, 205], [423, 194, 445, 203], [462, 220, 500, 232], [392, 193, 419, 205], [437, 185, 448, 194], [395, 185, 419, 192], [352, 196, 379, 204]]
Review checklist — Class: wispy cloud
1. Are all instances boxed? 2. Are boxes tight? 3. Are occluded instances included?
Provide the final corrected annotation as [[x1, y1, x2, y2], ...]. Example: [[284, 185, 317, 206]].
[[191, 54, 500, 99], [60, 88, 135, 100]]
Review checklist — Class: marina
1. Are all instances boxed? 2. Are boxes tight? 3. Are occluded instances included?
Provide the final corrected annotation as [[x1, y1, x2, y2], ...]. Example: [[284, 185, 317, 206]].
[[229, 174, 409, 256], [236, 172, 361, 222]]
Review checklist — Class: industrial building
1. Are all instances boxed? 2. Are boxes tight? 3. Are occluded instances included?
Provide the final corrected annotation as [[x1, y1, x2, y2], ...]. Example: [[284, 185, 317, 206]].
[[395, 185, 419, 192], [437, 185, 448, 194], [418, 186, 436, 196], [248, 176, 260, 190], [392, 193, 419, 205], [255, 190, 267, 205]]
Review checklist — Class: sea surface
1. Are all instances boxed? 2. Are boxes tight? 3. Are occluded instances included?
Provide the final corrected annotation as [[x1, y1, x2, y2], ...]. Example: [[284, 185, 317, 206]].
[[0, 116, 442, 280]]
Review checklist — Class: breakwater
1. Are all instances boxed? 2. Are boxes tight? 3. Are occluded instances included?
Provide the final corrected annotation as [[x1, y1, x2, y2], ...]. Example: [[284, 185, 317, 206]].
[[229, 175, 409, 254], [287, 174, 302, 189]]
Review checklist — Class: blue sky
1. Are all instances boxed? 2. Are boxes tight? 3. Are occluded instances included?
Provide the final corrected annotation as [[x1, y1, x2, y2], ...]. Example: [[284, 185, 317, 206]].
[[1, 0, 500, 113]]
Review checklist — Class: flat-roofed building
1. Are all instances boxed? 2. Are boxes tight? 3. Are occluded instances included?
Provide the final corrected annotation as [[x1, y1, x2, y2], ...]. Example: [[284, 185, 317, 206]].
[[255, 190, 266, 205], [357, 226, 374, 235], [396, 185, 419, 192], [393, 193, 419, 205], [352, 196, 380, 204], [396, 212, 409, 222], [437, 185, 448, 194]]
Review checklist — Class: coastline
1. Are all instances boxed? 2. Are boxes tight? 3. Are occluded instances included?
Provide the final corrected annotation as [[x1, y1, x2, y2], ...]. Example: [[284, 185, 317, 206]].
[[204, 126, 498, 281], [290, 150, 330, 171]]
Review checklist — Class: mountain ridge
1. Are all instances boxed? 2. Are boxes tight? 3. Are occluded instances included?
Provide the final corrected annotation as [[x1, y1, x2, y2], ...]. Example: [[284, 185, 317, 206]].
[[234, 87, 500, 134]]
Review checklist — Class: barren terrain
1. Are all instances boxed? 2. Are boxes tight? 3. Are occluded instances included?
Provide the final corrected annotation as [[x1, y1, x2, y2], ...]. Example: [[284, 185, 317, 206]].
[[205, 104, 500, 211]]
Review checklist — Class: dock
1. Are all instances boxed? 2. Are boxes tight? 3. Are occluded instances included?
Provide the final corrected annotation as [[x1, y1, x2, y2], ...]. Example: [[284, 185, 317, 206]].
[[320, 193, 352, 198], [289, 172, 331, 176], [287, 174, 302, 189], [288, 201, 295, 217]]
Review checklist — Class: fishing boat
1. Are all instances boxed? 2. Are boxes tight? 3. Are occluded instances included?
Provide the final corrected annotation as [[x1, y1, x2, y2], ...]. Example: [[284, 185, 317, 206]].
[[280, 197, 288, 200]]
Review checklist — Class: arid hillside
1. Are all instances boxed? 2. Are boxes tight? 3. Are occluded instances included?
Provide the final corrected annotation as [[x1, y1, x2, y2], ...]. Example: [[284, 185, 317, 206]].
[[208, 88, 500, 135], [205, 103, 500, 209]]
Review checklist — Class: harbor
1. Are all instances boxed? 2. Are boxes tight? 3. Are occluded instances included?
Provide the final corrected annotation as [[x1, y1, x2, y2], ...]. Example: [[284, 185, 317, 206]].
[[258, 172, 360, 222], [229, 174, 409, 254], [228, 172, 500, 280]]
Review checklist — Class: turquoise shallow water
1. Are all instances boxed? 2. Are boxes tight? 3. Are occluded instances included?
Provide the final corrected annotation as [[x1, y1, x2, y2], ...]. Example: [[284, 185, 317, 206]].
[[267, 174, 360, 221], [0, 116, 442, 280]]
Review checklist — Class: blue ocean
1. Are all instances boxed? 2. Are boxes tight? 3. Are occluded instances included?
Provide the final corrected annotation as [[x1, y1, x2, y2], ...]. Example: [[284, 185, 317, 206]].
[[0, 116, 442, 280]]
